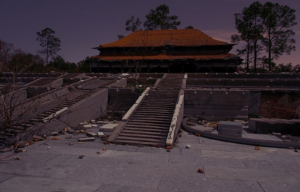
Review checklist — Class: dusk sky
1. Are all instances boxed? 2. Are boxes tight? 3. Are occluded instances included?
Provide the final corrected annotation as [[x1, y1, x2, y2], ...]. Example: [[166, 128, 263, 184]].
[[1, 0, 299, 65]]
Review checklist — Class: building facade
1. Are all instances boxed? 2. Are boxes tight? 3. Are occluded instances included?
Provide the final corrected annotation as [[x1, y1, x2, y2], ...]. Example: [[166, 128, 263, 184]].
[[90, 29, 242, 73]]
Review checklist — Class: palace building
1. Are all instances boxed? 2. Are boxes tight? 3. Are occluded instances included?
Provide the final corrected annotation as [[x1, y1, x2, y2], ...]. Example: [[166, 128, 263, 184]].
[[90, 29, 242, 73]]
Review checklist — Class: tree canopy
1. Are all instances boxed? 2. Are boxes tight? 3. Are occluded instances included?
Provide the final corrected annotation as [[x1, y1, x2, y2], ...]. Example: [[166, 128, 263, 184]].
[[143, 4, 181, 30], [261, 2, 297, 70], [232, 2, 297, 72], [126, 16, 142, 32], [124, 4, 182, 33], [36, 28, 61, 65]]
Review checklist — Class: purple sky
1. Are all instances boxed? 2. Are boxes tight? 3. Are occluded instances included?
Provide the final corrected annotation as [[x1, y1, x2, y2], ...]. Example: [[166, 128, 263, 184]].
[[1, 0, 299, 65]]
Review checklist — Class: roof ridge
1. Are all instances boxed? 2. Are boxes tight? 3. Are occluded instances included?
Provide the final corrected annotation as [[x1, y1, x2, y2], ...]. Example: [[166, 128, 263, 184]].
[[98, 29, 227, 48]]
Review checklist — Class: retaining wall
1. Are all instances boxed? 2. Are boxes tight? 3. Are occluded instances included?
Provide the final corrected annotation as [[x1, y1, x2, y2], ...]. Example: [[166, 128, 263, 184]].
[[184, 89, 249, 120]]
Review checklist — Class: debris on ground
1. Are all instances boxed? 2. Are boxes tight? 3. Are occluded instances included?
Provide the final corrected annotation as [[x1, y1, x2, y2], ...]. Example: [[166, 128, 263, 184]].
[[86, 132, 97, 137], [100, 135, 109, 141], [79, 122, 88, 126], [69, 143, 74, 146], [79, 130, 88, 134], [99, 124, 118, 132], [208, 122, 218, 128], [197, 168, 204, 173], [15, 148, 27, 153], [255, 146, 260, 150], [64, 127, 75, 134], [52, 137, 60, 140], [102, 148, 107, 151], [282, 135, 291, 139], [96, 151, 101, 154], [186, 145, 191, 149], [25, 141, 34, 146], [58, 130, 65, 135], [90, 119, 96, 123], [51, 132, 59, 136], [13, 157, 21, 160], [16, 141, 26, 149], [79, 154, 85, 159], [272, 132, 281, 136], [103, 141, 109, 145], [78, 137, 95, 142], [83, 124, 92, 129], [33, 135, 44, 142]]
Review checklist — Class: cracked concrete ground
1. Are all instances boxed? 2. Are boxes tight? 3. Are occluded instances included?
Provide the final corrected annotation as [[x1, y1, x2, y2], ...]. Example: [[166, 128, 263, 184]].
[[1, 130, 300, 192]]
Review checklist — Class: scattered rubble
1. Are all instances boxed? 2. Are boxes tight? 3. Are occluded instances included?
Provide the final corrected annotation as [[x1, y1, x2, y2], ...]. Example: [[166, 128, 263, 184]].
[[16, 141, 26, 148], [15, 148, 27, 153], [83, 124, 92, 129], [78, 137, 95, 142], [86, 132, 97, 137], [13, 156, 21, 160], [51, 132, 59, 136], [272, 132, 282, 136], [282, 135, 291, 139], [197, 168, 204, 173], [58, 130, 65, 135], [103, 141, 109, 145], [99, 124, 118, 132], [79, 154, 85, 159], [33, 135, 44, 142]]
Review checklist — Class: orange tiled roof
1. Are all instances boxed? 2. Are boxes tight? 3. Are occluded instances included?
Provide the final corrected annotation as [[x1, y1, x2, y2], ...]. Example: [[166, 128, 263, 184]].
[[92, 54, 237, 61], [98, 29, 228, 48]]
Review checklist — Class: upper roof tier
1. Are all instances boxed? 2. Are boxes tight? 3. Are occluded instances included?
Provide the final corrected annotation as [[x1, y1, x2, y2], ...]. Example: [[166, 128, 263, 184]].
[[97, 29, 230, 48]]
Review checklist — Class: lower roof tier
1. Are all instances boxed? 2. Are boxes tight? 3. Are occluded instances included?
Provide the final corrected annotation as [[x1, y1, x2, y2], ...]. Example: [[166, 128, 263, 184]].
[[92, 54, 241, 61]]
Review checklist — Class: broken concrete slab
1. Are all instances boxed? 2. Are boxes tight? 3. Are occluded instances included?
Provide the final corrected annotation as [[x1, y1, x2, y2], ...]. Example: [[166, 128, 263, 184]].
[[86, 132, 97, 137], [83, 124, 92, 129], [78, 137, 96, 142], [99, 124, 118, 132], [51, 132, 59, 136]]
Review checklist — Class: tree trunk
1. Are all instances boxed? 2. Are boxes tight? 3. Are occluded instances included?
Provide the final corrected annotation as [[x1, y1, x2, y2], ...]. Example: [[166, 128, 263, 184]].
[[254, 40, 257, 73], [268, 29, 272, 71], [46, 39, 49, 65], [247, 41, 250, 72]]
